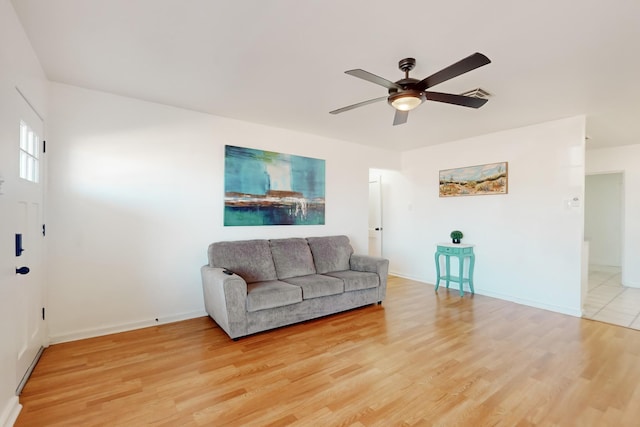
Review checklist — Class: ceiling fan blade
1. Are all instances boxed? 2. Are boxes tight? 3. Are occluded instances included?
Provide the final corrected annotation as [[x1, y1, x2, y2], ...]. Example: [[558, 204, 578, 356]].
[[345, 69, 402, 90], [393, 110, 409, 126], [329, 96, 387, 115], [415, 53, 491, 91], [425, 91, 488, 108]]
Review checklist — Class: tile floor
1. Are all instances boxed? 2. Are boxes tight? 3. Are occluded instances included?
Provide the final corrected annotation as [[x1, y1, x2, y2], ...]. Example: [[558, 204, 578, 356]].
[[583, 265, 640, 330]]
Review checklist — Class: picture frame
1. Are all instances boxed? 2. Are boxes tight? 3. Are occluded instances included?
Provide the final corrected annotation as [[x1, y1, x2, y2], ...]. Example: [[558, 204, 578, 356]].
[[224, 145, 326, 226], [439, 162, 508, 197]]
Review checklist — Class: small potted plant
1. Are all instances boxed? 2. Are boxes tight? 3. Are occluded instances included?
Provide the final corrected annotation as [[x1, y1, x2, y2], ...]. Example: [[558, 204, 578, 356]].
[[450, 230, 463, 244]]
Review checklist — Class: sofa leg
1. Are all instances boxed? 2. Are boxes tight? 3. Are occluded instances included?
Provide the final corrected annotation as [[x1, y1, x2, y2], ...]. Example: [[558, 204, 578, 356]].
[[377, 301, 382, 305]]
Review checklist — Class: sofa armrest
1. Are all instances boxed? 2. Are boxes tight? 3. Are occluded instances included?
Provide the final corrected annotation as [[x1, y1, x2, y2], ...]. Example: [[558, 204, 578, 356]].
[[350, 254, 389, 302], [201, 266, 248, 339]]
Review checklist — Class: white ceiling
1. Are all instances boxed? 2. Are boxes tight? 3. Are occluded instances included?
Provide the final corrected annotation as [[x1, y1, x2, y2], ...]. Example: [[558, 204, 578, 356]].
[[11, 0, 640, 151]]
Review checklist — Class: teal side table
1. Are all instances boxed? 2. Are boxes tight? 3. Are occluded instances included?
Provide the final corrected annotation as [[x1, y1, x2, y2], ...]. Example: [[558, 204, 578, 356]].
[[435, 243, 475, 296]]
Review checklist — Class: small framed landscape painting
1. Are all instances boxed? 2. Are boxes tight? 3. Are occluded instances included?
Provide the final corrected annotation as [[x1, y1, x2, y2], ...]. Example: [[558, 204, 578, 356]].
[[224, 145, 326, 226], [439, 162, 508, 197]]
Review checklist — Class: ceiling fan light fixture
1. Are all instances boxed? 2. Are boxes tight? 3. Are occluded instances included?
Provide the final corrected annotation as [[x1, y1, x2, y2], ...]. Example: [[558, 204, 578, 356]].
[[389, 90, 425, 111], [331, 53, 492, 125]]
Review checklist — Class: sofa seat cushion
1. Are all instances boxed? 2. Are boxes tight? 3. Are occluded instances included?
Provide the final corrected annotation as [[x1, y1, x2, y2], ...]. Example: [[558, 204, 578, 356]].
[[246, 280, 302, 312], [270, 238, 317, 279], [325, 270, 379, 292], [282, 274, 344, 300], [209, 240, 277, 283], [307, 235, 354, 274]]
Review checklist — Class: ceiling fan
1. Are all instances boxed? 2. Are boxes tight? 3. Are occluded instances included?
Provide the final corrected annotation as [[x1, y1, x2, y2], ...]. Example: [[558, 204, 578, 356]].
[[330, 52, 491, 125]]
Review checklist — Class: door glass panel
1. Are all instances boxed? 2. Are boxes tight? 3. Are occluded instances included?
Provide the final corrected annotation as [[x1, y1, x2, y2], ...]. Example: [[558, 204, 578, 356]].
[[19, 120, 39, 183]]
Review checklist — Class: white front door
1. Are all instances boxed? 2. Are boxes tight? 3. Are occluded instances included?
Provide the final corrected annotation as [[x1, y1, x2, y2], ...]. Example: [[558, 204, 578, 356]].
[[368, 177, 382, 257], [15, 91, 46, 392]]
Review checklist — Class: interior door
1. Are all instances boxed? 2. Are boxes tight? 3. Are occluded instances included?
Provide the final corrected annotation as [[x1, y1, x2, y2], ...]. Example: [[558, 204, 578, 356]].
[[368, 177, 382, 257], [15, 90, 46, 393]]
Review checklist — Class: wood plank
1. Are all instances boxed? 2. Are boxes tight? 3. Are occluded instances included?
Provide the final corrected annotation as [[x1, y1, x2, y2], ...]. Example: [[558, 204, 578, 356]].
[[16, 276, 640, 426]]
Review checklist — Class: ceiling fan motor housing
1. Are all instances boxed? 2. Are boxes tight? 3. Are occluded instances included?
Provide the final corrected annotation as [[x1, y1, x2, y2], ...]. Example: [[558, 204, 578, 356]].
[[330, 52, 491, 123], [388, 76, 425, 110], [387, 59, 425, 110]]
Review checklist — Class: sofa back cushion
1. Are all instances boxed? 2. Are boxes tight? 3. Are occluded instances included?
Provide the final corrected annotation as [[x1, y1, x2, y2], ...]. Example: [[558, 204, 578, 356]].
[[208, 239, 277, 283], [269, 238, 317, 279], [306, 235, 353, 274]]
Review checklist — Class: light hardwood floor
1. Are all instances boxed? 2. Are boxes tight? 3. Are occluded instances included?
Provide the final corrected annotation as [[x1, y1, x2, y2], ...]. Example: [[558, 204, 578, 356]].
[[16, 276, 640, 426]]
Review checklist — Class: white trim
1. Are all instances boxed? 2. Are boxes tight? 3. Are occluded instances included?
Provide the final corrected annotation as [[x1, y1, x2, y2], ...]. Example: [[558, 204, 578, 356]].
[[16, 346, 45, 396], [15, 86, 44, 122], [0, 396, 21, 427], [388, 272, 582, 317], [474, 288, 582, 317], [49, 310, 207, 344], [388, 271, 424, 283]]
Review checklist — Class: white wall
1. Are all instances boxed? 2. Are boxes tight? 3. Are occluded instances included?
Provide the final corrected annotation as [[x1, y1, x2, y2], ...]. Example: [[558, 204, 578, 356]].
[[587, 144, 640, 287], [380, 117, 586, 315], [45, 83, 400, 343], [0, 1, 49, 425], [584, 173, 622, 266]]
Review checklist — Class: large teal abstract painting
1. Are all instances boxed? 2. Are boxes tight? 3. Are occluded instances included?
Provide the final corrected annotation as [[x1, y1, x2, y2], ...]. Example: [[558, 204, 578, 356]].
[[224, 145, 326, 226]]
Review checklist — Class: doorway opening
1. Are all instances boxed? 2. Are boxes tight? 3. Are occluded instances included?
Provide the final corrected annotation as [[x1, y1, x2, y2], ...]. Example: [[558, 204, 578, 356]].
[[582, 172, 636, 328], [368, 174, 382, 257]]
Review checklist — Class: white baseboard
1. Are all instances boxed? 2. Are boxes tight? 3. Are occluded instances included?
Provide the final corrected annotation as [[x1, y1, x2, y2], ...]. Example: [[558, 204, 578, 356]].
[[0, 396, 21, 427], [474, 288, 582, 317], [388, 272, 582, 317], [388, 270, 426, 283], [589, 264, 621, 273], [49, 310, 207, 344]]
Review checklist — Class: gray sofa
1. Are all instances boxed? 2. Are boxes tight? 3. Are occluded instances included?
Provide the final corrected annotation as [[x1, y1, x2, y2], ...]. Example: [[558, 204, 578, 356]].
[[201, 235, 389, 339]]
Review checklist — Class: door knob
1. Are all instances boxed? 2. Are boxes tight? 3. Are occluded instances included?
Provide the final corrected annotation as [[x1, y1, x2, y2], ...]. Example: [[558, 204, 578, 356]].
[[16, 266, 30, 275]]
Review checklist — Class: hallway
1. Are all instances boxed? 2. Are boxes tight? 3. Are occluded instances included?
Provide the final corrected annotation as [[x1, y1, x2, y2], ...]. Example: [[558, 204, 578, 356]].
[[583, 265, 640, 329]]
